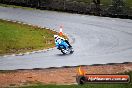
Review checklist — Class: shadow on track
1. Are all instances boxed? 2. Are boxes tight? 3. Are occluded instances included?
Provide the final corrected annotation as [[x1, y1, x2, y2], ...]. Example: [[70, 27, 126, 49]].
[[56, 52, 73, 56]]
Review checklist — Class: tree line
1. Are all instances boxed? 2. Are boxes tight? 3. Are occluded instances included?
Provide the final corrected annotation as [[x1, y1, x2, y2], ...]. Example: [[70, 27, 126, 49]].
[[0, 0, 132, 19]]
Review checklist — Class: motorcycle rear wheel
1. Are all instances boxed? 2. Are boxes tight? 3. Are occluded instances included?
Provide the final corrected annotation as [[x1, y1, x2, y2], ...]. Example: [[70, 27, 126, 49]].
[[61, 47, 74, 54]]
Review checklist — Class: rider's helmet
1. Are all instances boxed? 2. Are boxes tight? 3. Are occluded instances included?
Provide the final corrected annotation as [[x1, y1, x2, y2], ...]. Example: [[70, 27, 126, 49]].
[[54, 35, 65, 42], [54, 35, 61, 42], [54, 35, 59, 40]]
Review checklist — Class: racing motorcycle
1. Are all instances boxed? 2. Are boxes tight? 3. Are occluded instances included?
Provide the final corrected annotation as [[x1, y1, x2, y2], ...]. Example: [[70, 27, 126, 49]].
[[54, 35, 74, 54], [58, 42, 74, 54]]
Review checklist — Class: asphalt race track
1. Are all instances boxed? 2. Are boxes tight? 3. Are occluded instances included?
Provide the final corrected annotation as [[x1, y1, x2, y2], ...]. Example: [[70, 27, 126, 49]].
[[0, 7, 132, 70]]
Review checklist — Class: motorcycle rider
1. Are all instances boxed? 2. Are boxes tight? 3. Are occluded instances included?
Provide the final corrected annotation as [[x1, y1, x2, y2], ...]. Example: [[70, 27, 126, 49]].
[[54, 35, 72, 50]]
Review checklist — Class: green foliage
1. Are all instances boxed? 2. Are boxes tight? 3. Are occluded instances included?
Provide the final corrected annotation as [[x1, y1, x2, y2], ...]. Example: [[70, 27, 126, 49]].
[[125, 0, 132, 7], [101, 0, 112, 6]]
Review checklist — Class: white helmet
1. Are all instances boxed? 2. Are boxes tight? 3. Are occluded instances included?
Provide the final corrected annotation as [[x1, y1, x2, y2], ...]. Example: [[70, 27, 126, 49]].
[[54, 35, 65, 41]]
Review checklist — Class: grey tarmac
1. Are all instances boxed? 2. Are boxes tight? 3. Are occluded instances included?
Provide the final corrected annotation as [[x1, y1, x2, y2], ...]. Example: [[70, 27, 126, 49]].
[[0, 7, 132, 70]]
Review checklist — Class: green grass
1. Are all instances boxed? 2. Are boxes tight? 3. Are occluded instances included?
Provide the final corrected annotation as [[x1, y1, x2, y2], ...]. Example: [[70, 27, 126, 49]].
[[0, 19, 58, 55], [18, 71, 132, 88]]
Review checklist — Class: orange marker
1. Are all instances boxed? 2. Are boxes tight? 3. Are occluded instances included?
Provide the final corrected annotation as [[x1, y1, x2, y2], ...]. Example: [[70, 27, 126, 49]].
[[59, 25, 63, 36]]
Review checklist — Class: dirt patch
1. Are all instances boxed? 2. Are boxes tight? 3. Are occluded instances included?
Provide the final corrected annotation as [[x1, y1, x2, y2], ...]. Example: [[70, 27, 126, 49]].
[[0, 63, 132, 87]]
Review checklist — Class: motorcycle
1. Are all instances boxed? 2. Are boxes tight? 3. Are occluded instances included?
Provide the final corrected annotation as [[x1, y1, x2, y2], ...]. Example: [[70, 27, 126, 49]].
[[58, 44, 74, 54], [54, 35, 74, 54], [56, 39, 74, 54]]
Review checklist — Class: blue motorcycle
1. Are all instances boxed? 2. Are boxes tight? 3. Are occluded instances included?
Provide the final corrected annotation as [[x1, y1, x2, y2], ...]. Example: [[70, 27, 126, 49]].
[[55, 39, 74, 54]]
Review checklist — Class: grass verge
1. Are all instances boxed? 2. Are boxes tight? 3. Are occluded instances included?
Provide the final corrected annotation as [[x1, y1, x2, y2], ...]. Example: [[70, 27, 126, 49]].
[[0, 19, 60, 55], [19, 71, 132, 88]]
